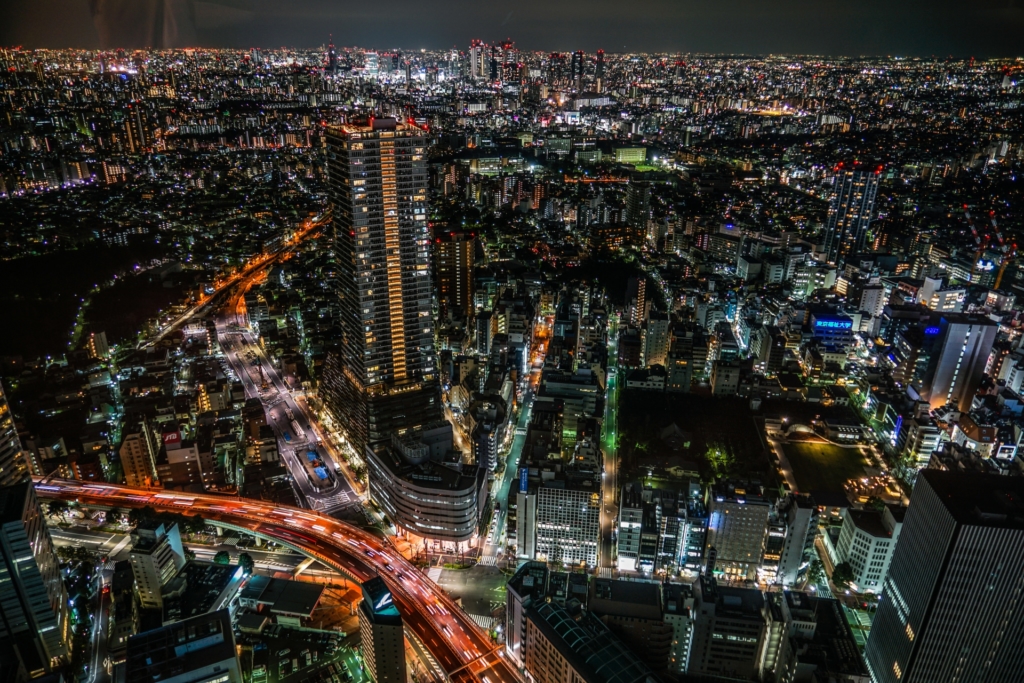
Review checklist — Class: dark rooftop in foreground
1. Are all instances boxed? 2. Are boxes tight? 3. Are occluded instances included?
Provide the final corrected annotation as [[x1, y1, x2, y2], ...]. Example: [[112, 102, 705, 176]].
[[527, 600, 658, 683], [920, 469, 1024, 529], [125, 609, 236, 683]]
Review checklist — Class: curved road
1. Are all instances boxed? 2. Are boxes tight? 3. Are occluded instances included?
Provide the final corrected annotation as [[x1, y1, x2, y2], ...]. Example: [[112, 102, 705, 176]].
[[35, 479, 515, 683]]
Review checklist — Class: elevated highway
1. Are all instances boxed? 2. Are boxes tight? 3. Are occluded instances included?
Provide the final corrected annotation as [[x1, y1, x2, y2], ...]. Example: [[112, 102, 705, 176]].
[[34, 479, 516, 683]]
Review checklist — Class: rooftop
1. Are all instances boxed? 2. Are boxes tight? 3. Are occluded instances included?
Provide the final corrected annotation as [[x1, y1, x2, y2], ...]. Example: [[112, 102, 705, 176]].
[[0, 481, 31, 523], [921, 469, 1024, 529], [125, 609, 237, 683], [528, 601, 657, 683]]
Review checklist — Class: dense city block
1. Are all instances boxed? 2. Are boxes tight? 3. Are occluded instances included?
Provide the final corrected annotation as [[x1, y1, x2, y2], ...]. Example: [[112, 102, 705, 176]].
[[1, 38, 1024, 683]]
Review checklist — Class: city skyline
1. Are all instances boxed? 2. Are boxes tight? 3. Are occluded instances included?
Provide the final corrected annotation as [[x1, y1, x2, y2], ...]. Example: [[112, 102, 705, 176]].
[[1, 15, 1023, 683], [1, 0, 1023, 57]]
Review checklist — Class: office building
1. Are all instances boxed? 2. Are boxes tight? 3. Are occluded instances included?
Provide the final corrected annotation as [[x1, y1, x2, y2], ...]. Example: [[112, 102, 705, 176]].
[[364, 423, 485, 547], [919, 313, 998, 412], [662, 582, 695, 677], [616, 482, 692, 574], [359, 577, 406, 683], [321, 118, 441, 455], [687, 577, 769, 680], [766, 591, 869, 683], [125, 609, 241, 683], [588, 579, 673, 674], [864, 470, 1024, 683], [823, 162, 881, 268], [706, 483, 771, 582], [0, 482, 70, 678], [642, 310, 671, 368], [834, 505, 904, 593], [775, 494, 818, 587], [435, 230, 476, 320], [517, 462, 601, 567], [469, 399, 504, 472], [120, 419, 159, 488], [0, 381, 29, 487], [363, 52, 379, 78], [130, 520, 187, 610], [524, 601, 657, 683]]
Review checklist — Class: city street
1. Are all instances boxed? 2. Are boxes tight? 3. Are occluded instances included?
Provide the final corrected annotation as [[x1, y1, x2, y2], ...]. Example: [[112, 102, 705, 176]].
[[600, 316, 620, 570], [215, 303, 360, 516], [480, 314, 551, 567], [37, 479, 520, 683]]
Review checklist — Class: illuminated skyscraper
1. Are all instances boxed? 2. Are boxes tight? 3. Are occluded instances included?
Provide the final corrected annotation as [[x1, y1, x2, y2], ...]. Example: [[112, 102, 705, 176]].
[[571, 50, 585, 89], [823, 161, 881, 268], [321, 118, 440, 455], [327, 35, 338, 74], [435, 230, 476, 320], [0, 380, 28, 487], [864, 470, 1024, 683], [363, 52, 379, 78], [0, 482, 71, 678]]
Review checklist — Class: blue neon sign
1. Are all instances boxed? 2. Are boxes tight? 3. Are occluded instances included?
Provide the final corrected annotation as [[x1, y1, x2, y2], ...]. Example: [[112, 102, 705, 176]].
[[924, 327, 940, 335], [814, 319, 853, 330], [519, 467, 529, 493]]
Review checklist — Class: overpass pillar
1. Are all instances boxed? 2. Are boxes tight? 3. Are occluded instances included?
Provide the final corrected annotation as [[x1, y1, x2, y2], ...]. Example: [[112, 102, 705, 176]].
[[293, 556, 316, 578]]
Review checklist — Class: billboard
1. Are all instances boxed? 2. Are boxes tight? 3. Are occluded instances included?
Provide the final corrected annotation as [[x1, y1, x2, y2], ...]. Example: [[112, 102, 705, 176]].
[[519, 467, 529, 493]]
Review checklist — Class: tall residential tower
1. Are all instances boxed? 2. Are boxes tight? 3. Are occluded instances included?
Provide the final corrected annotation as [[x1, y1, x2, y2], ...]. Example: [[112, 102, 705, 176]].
[[321, 118, 441, 455], [823, 161, 881, 268]]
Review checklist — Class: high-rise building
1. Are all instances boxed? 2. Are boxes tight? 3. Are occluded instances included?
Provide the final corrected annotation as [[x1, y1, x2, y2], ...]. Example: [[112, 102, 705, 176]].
[[918, 312, 998, 412], [706, 483, 771, 582], [823, 161, 881, 268], [125, 609, 242, 683], [120, 419, 159, 488], [864, 470, 1024, 683], [625, 180, 651, 234], [0, 380, 29, 487], [363, 52, 379, 78], [358, 577, 406, 683], [642, 310, 671, 368], [0, 482, 70, 678], [775, 494, 818, 587], [834, 505, 904, 593], [327, 35, 338, 74], [435, 230, 476, 320], [595, 49, 605, 91], [687, 577, 768, 680], [321, 118, 441, 455], [517, 466, 601, 567], [130, 520, 187, 610], [570, 50, 585, 89], [469, 40, 486, 80]]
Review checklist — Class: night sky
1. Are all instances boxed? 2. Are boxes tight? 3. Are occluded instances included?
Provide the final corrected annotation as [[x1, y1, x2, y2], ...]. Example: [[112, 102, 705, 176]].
[[1, 0, 1023, 56]]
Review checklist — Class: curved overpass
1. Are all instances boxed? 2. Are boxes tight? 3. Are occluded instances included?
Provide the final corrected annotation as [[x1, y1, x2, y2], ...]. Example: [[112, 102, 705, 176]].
[[34, 479, 515, 683]]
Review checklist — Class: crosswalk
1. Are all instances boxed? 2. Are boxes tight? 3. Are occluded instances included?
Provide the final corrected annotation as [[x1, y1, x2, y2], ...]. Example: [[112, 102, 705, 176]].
[[312, 489, 355, 514], [478, 554, 498, 567]]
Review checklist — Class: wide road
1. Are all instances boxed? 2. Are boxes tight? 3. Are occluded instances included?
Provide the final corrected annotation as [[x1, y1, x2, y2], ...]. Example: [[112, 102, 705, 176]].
[[35, 479, 518, 683], [215, 307, 359, 515], [140, 214, 325, 350]]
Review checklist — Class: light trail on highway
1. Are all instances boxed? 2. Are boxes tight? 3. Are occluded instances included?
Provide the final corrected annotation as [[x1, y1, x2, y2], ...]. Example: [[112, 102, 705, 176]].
[[34, 479, 518, 683]]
